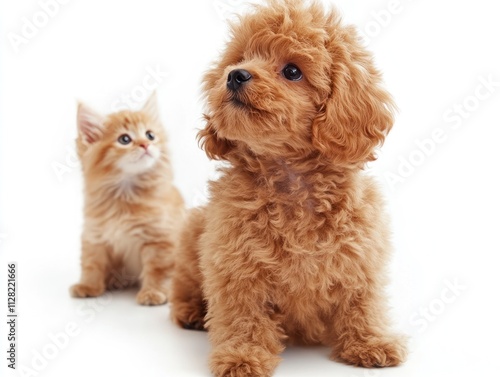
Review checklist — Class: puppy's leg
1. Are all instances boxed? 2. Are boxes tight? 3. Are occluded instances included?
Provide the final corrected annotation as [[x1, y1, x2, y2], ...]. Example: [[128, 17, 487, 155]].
[[329, 285, 407, 367], [169, 260, 205, 330], [325, 186, 407, 367], [70, 240, 109, 298], [170, 209, 206, 330], [204, 266, 284, 377], [207, 291, 284, 377], [137, 240, 175, 305]]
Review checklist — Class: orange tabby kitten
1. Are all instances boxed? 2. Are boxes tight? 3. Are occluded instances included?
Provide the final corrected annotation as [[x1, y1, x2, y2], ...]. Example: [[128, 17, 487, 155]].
[[70, 92, 184, 305]]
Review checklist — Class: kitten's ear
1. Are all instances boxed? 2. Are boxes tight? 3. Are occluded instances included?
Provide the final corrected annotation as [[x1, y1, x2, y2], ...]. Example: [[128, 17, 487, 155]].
[[77, 102, 105, 144], [142, 91, 159, 122]]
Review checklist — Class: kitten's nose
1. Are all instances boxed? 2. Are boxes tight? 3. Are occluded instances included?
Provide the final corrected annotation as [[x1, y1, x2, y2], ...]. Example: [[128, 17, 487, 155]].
[[227, 69, 252, 92], [139, 143, 149, 150]]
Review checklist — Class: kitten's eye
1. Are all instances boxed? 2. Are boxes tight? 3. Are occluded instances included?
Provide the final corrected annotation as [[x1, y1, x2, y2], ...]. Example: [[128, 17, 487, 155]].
[[282, 64, 303, 81], [117, 134, 132, 145], [145, 131, 155, 141]]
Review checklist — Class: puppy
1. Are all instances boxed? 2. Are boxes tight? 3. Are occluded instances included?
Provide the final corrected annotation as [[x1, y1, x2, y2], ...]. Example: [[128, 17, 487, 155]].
[[170, 0, 407, 375]]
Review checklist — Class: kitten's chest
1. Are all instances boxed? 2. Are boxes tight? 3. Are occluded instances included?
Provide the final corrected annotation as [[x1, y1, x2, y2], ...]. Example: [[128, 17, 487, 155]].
[[83, 212, 145, 278], [84, 201, 163, 252], [106, 219, 137, 246]]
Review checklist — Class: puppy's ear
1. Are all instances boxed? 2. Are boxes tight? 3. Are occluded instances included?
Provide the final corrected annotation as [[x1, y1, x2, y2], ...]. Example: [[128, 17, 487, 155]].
[[312, 39, 395, 164], [197, 115, 234, 160]]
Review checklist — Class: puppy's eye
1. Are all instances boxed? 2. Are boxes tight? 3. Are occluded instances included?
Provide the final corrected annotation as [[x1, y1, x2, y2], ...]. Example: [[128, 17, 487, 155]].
[[282, 64, 303, 81], [117, 134, 132, 145], [145, 131, 155, 141]]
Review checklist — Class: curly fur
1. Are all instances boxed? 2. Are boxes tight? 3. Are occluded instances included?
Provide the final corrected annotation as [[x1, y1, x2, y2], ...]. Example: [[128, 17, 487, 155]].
[[170, 1, 407, 375]]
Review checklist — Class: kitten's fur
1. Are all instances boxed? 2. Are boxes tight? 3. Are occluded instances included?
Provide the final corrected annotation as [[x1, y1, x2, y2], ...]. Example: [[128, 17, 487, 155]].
[[70, 93, 184, 305]]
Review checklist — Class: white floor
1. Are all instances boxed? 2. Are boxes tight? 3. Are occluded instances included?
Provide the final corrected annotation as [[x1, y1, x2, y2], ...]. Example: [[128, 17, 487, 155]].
[[1, 0, 500, 376], [5, 267, 500, 377]]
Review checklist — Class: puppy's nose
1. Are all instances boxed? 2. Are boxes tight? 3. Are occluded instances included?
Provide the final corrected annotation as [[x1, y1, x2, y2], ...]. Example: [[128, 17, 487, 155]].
[[227, 69, 252, 92]]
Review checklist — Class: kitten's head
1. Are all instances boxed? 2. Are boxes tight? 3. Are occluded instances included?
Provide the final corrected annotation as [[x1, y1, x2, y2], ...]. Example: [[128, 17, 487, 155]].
[[77, 93, 168, 178]]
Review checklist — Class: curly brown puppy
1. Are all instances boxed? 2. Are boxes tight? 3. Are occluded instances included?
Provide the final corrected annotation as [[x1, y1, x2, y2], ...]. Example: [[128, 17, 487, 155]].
[[170, 0, 407, 375]]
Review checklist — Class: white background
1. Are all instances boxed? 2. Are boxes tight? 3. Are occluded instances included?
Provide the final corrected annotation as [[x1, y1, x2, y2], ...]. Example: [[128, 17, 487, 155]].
[[1, 0, 499, 376]]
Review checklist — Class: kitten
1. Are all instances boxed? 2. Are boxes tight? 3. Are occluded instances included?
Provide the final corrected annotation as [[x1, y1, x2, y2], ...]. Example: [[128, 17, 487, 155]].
[[70, 92, 184, 305]]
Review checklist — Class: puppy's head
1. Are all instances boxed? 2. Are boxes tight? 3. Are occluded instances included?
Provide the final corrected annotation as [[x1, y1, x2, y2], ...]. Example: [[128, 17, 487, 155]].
[[200, 0, 395, 165]]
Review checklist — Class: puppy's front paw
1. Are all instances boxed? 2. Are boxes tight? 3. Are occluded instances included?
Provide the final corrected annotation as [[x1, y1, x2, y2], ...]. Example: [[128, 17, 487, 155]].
[[210, 345, 279, 377], [136, 288, 168, 306], [171, 301, 206, 331], [338, 336, 407, 367], [70, 283, 105, 298]]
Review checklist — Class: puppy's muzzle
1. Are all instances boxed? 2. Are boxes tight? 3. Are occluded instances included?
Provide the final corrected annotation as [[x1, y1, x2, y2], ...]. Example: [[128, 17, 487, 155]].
[[227, 69, 252, 92]]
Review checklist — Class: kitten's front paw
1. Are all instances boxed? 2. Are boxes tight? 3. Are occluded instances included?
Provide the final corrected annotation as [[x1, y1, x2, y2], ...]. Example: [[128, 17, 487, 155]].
[[210, 345, 279, 377], [136, 288, 168, 306], [338, 336, 407, 367], [70, 283, 105, 298]]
